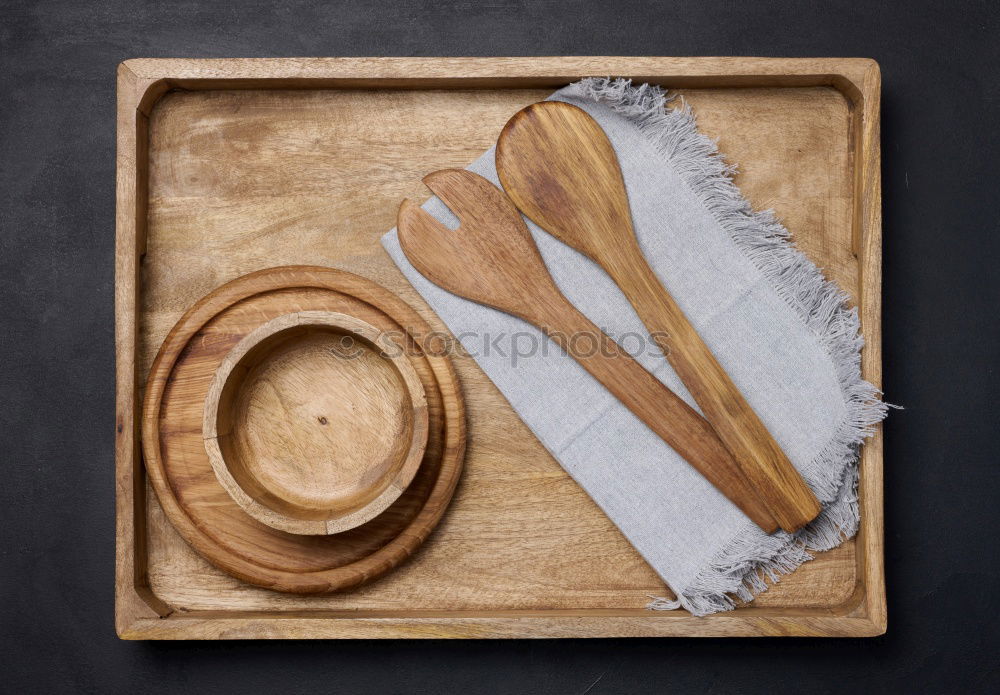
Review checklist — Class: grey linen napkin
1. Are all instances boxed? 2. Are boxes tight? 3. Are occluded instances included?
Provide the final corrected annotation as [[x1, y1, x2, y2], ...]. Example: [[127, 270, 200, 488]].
[[381, 78, 887, 615]]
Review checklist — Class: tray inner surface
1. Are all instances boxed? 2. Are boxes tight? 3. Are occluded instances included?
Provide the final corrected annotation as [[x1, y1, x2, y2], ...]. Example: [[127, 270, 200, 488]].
[[140, 85, 860, 615]]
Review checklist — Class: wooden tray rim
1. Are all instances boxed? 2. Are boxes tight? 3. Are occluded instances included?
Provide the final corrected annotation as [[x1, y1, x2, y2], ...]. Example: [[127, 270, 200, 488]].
[[115, 56, 883, 639]]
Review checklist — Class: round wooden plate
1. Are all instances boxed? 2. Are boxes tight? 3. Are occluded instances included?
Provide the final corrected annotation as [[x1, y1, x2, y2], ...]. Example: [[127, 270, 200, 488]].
[[203, 310, 430, 536], [141, 266, 466, 593]]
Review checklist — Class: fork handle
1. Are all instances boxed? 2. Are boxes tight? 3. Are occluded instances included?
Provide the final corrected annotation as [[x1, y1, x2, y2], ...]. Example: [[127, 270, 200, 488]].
[[532, 299, 778, 532]]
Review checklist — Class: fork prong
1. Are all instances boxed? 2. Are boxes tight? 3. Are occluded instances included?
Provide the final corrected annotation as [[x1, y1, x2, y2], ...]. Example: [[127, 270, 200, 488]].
[[398, 198, 452, 238], [422, 169, 508, 227], [397, 198, 471, 297]]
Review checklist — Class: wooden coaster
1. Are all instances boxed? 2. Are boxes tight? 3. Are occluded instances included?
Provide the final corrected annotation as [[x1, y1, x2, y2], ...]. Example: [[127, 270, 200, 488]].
[[141, 266, 466, 593]]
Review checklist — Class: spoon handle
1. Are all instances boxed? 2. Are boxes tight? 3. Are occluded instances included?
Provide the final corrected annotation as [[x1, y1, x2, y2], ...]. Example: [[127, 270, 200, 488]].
[[611, 247, 821, 532], [530, 295, 779, 532]]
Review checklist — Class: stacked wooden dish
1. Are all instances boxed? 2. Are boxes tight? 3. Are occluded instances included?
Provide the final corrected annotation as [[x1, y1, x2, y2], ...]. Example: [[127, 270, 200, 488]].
[[141, 266, 466, 593]]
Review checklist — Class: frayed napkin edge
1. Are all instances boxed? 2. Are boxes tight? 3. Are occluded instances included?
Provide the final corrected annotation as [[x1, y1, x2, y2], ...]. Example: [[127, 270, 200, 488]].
[[563, 77, 889, 616]]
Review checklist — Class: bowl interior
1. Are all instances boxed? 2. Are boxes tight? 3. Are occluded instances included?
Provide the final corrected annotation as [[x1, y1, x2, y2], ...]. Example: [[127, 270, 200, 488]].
[[205, 311, 427, 534]]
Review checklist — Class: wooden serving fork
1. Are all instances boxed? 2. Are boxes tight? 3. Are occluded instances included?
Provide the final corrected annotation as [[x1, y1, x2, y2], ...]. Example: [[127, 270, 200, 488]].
[[495, 100, 820, 532], [397, 168, 778, 532]]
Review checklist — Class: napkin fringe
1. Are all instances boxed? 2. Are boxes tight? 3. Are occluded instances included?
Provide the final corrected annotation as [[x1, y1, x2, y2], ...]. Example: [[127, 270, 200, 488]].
[[566, 77, 888, 616]]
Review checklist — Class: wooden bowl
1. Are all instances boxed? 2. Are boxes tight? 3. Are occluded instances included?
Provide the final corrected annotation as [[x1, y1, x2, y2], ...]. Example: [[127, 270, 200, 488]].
[[143, 266, 465, 593], [203, 310, 429, 535]]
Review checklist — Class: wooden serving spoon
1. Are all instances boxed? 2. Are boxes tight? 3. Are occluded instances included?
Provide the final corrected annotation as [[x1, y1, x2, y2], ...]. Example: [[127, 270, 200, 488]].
[[495, 100, 820, 533], [398, 168, 778, 532]]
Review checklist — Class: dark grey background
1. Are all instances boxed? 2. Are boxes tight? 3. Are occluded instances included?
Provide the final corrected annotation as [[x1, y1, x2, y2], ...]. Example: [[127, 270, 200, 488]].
[[2, 0, 998, 692]]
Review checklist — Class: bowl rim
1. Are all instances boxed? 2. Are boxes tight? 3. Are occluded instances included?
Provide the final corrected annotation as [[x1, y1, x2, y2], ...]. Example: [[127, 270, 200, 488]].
[[202, 309, 429, 535]]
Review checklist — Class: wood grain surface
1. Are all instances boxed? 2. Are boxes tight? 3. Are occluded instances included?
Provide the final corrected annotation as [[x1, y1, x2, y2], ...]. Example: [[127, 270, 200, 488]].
[[115, 57, 883, 639], [202, 310, 429, 536], [141, 267, 465, 592], [398, 168, 777, 531], [496, 100, 820, 532]]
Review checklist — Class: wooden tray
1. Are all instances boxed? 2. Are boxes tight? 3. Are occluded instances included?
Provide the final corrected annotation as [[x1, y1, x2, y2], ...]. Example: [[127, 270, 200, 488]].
[[115, 57, 883, 639]]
